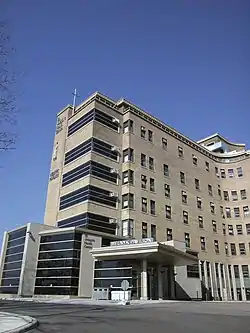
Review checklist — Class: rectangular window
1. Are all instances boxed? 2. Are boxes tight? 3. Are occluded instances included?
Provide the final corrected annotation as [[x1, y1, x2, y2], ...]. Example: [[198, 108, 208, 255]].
[[223, 191, 229, 201], [185, 233, 190, 248], [141, 197, 148, 213], [228, 168, 234, 178], [237, 167, 243, 178], [123, 120, 133, 133], [178, 146, 184, 158], [240, 189, 247, 200], [225, 242, 228, 256], [122, 193, 134, 209], [242, 265, 249, 278], [181, 191, 187, 204], [180, 171, 185, 184], [236, 224, 243, 235], [208, 184, 213, 196], [239, 243, 246, 255], [230, 243, 237, 256], [163, 164, 169, 177], [141, 153, 146, 167], [200, 237, 206, 251], [195, 178, 200, 190], [165, 205, 171, 219], [222, 223, 226, 235], [214, 240, 219, 254], [164, 184, 171, 198], [122, 170, 134, 185], [142, 222, 147, 238], [246, 223, 250, 235], [192, 155, 198, 166], [204, 161, 209, 171], [234, 207, 240, 218], [212, 220, 217, 233], [220, 206, 225, 218], [121, 219, 134, 237], [162, 138, 168, 150], [150, 200, 156, 215], [183, 211, 188, 224], [231, 190, 238, 201], [141, 175, 147, 189], [228, 224, 234, 235], [210, 202, 215, 214], [215, 167, 219, 177], [140, 126, 146, 139], [149, 157, 154, 170], [226, 207, 231, 218], [218, 188, 222, 199], [233, 264, 239, 277], [151, 224, 156, 240], [197, 197, 202, 209], [123, 148, 134, 162], [220, 169, 226, 178], [149, 178, 155, 192], [148, 130, 153, 142], [198, 216, 204, 228], [243, 206, 250, 217], [166, 228, 172, 241]]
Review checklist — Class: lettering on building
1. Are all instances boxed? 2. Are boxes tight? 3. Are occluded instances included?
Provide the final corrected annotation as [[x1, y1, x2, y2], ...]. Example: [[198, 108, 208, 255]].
[[84, 234, 95, 249], [56, 117, 65, 134], [50, 169, 59, 181], [110, 238, 154, 247]]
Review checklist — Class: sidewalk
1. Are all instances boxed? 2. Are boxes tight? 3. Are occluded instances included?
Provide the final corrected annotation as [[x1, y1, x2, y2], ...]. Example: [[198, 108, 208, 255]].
[[0, 312, 38, 333]]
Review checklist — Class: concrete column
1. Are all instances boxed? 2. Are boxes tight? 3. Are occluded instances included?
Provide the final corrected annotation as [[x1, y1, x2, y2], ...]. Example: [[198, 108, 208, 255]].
[[204, 261, 209, 300], [140, 259, 148, 300], [157, 265, 163, 300], [223, 265, 231, 300], [169, 266, 176, 299], [218, 263, 224, 300], [207, 262, 214, 299], [239, 265, 246, 301], [211, 263, 219, 300], [230, 265, 237, 301], [0, 231, 8, 281]]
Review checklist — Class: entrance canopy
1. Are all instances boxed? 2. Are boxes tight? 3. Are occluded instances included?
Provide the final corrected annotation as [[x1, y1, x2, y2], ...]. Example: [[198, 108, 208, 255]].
[[91, 240, 198, 266]]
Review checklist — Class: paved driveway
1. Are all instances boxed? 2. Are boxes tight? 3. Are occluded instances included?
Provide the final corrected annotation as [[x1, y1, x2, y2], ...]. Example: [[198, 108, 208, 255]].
[[0, 300, 249, 333]]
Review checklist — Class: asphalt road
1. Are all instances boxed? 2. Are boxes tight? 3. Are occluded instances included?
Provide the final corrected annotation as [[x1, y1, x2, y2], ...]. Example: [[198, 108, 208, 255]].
[[0, 300, 250, 333]]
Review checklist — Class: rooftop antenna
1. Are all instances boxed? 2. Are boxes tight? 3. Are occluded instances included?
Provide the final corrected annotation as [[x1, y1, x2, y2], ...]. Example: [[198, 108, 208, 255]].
[[72, 88, 79, 113]]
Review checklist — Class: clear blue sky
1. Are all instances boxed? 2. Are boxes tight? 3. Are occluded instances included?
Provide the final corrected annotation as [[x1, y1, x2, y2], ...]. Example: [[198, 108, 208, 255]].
[[1, 1, 249, 240]]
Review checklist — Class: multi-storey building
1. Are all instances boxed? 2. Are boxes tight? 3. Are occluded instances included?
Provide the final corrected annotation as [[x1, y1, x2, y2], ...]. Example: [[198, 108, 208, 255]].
[[0, 91, 250, 301]]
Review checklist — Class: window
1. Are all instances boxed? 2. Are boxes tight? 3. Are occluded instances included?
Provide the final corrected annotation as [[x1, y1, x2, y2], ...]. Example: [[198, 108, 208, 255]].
[[150, 200, 156, 215], [149, 178, 155, 192], [122, 170, 134, 185], [237, 167, 243, 178], [166, 228, 172, 241], [148, 130, 153, 142], [220, 206, 225, 218], [140, 126, 146, 139], [184, 233, 190, 248], [183, 211, 188, 224], [141, 153, 146, 167], [205, 161, 210, 171], [122, 194, 134, 209], [164, 184, 171, 198], [200, 237, 206, 251], [236, 224, 243, 235], [214, 240, 219, 254], [178, 146, 184, 158], [233, 264, 239, 277], [123, 148, 134, 162], [180, 172, 185, 184], [225, 242, 229, 255], [197, 197, 202, 209], [181, 191, 187, 204], [141, 197, 148, 213], [210, 202, 215, 214], [230, 243, 236, 256], [192, 155, 197, 166], [212, 220, 217, 233], [243, 206, 250, 217], [223, 191, 229, 201], [220, 169, 226, 178], [198, 216, 204, 228], [121, 219, 134, 237], [242, 265, 249, 278], [163, 164, 169, 177], [142, 222, 147, 238], [123, 120, 133, 133], [234, 207, 240, 218], [215, 167, 219, 177], [231, 191, 238, 201], [222, 223, 226, 235], [195, 178, 200, 190], [239, 243, 246, 255], [151, 224, 156, 240], [165, 205, 171, 219], [240, 189, 247, 200], [149, 157, 154, 170], [218, 188, 222, 199], [162, 138, 168, 150], [225, 207, 231, 218], [228, 225, 234, 235], [246, 223, 250, 235], [141, 175, 147, 189], [208, 184, 213, 196], [228, 169, 234, 178]]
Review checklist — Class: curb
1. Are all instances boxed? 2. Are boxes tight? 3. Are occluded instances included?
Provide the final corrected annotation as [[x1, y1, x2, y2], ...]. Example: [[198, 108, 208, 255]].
[[0, 312, 39, 333]]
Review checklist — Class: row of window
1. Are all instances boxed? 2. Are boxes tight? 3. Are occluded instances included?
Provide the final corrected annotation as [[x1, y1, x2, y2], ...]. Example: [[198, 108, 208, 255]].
[[222, 206, 250, 219], [226, 242, 250, 256]]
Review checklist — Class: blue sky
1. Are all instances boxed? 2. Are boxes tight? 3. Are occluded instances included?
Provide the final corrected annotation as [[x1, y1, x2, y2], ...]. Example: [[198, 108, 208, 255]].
[[0, 0, 249, 240]]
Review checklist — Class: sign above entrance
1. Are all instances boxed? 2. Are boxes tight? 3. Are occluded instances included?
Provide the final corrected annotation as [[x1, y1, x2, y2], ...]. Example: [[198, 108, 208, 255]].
[[110, 238, 154, 247]]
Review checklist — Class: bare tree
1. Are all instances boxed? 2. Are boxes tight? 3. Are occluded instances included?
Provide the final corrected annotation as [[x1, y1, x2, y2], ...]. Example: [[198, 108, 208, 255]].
[[0, 21, 17, 151]]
